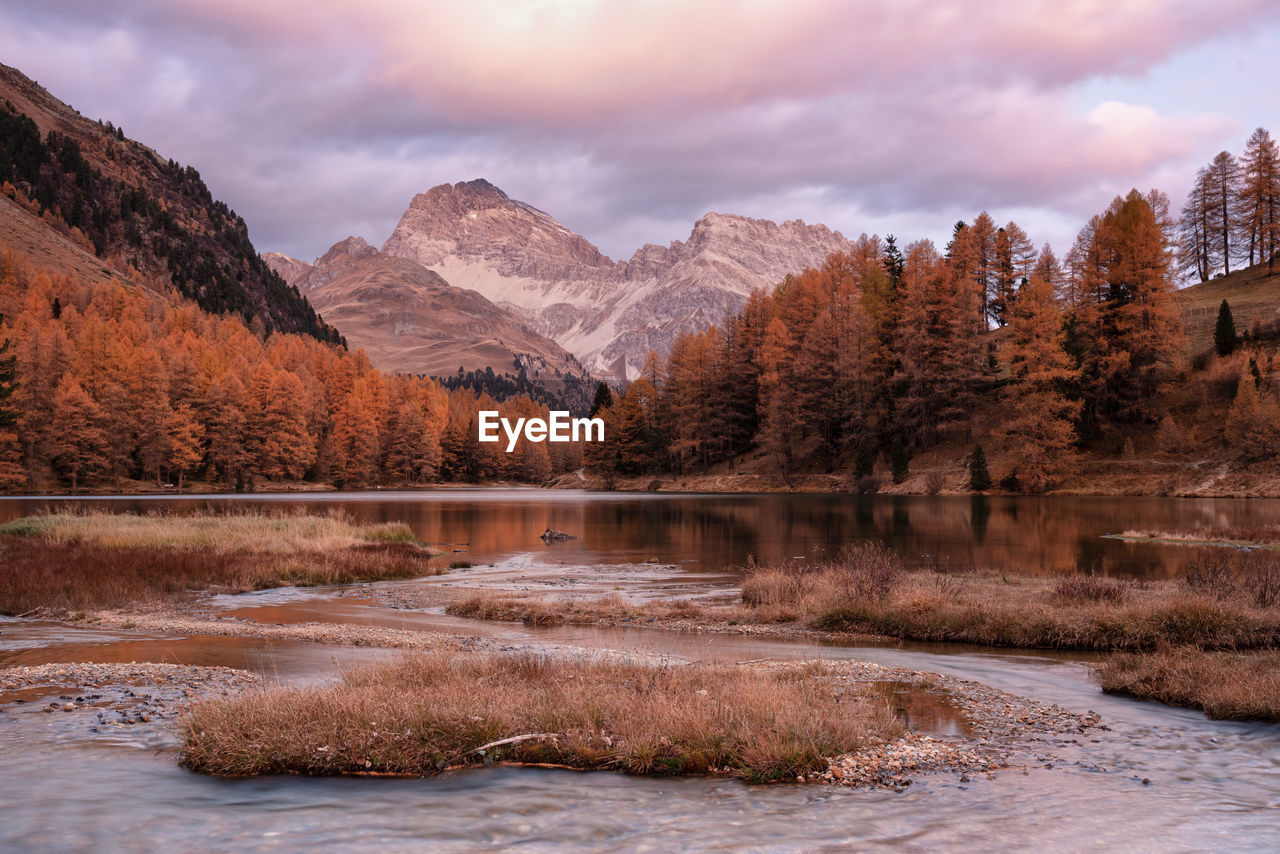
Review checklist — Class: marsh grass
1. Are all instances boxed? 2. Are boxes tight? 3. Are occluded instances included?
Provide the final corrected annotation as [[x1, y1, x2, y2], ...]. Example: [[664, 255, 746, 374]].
[[1117, 526, 1280, 548], [180, 652, 900, 781], [738, 546, 1280, 650], [0, 510, 438, 614], [1100, 648, 1280, 721], [0, 508, 418, 553], [446, 592, 705, 626]]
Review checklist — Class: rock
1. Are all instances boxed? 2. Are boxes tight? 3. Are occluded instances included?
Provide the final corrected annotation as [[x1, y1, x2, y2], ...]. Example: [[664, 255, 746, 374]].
[[539, 528, 577, 543]]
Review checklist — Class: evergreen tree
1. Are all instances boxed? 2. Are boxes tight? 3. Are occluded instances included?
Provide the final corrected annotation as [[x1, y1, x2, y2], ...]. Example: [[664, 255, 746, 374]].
[[1214, 299, 1239, 356], [890, 435, 910, 484], [0, 315, 15, 430], [967, 444, 991, 491], [588, 381, 613, 417]]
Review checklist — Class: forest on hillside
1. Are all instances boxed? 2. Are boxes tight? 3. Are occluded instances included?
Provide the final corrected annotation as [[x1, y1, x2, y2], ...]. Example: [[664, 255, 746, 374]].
[[0, 128, 1277, 494], [0, 248, 583, 493], [585, 128, 1280, 493]]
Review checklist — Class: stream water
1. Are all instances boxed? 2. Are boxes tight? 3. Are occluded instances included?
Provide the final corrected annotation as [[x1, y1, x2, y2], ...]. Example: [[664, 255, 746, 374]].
[[2, 490, 1279, 851]]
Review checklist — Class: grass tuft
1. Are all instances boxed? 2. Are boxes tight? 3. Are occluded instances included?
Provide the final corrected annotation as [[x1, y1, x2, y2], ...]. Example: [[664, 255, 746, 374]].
[[1100, 647, 1280, 721], [180, 652, 900, 780]]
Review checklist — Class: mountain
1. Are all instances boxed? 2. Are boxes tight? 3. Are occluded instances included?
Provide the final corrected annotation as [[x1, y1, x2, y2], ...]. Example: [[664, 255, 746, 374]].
[[265, 238, 592, 406], [0, 62, 340, 344], [381, 179, 855, 378]]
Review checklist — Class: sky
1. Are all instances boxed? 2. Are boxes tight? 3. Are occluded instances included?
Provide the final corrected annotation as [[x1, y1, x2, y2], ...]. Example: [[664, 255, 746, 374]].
[[2, 0, 1278, 264]]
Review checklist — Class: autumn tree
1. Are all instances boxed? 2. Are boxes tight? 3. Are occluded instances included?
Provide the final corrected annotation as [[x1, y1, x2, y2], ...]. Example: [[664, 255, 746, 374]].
[[0, 314, 22, 489], [331, 376, 382, 487], [50, 376, 109, 491], [1237, 127, 1280, 273], [247, 365, 316, 481], [166, 403, 205, 489], [1077, 190, 1183, 429], [665, 327, 727, 472], [998, 275, 1081, 491], [991, 222, 1036, 327], [756, 316, 796, 474], [1206, 151, 1240, 275], [1178, 168, 1213, 282], [1225, 368, 1280, 460]]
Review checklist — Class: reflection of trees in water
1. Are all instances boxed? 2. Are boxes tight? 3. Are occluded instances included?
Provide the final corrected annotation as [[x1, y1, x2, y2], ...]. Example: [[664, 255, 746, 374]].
[[10, 493, 1280, 579]]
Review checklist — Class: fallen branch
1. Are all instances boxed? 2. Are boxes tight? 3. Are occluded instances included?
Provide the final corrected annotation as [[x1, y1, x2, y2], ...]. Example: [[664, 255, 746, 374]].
[[467, 733, 560, 754]]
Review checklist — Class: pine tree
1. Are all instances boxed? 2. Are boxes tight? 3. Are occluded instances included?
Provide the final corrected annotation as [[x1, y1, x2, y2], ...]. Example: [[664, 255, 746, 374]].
[[967, 444, 991, 491], [588, 382, 613, 417], [1214, 299, 1239, 356], [890, 436, 910, 484]]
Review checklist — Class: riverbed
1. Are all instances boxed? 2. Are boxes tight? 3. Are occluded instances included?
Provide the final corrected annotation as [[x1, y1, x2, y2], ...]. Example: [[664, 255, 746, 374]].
[[2, 490, 1279, 851]]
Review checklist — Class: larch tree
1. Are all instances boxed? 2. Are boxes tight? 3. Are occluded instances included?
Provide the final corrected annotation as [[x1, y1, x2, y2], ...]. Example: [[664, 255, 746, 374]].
[[757, 316, 796, 474], [991, 222, 1036, 327], [166, 403, 205, 489], [1237, 127, 1280, 272], [1178, 167, 1213, 282], [1079, 190, 1184, 428], [0, 314, 22, 489], [1225, 367, 1280, 460], [1205, 151, 1241, 276], [998, 275, 1081, 492], [50, 375, 109, 491]]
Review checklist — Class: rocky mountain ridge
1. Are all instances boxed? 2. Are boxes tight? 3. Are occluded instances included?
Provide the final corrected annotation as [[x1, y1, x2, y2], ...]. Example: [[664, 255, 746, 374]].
[[265, 238, 590, 401], [381, 179, 855, 378]]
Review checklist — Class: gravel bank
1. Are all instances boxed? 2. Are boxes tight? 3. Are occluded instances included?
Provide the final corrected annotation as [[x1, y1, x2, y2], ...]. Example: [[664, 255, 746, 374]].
[[81, 610, 476, 650]]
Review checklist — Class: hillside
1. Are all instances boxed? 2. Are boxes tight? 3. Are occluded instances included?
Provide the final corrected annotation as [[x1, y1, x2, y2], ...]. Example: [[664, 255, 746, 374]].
[[1176, 263, 1280, 353], [265, 238, 594, 409], [0, 62, 340, 344], [381, 179, 855, 379]]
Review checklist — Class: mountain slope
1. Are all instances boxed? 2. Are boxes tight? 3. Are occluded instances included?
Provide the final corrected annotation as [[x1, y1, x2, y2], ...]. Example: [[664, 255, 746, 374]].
[[265, 238, 592, 403], [1176, 263, 1280, 353], [0, 62, 339, 344], [382, 179, 855, 378]]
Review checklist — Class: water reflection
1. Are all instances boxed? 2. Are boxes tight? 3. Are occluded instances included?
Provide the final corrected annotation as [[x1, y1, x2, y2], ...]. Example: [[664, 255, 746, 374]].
[[5, 489, 1280, 578]]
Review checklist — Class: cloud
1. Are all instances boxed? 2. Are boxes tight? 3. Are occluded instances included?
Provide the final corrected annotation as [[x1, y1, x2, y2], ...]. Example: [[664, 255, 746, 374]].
[[0, 0, 1273, 260]]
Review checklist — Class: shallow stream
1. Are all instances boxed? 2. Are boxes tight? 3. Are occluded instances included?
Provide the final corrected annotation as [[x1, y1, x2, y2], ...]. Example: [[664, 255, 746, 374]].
[[2, 491, 1279, 851]]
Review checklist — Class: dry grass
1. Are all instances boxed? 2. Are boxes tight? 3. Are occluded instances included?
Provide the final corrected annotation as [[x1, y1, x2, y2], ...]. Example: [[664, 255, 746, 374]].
[[442, 546, 1280, 652], [1100, 648, 1280, 722], [1117, 526, 1280, 548], [741, 548, 1280, 651], [180, 652, 900, 781], [445, 591, 711, 626], [0, 508, 418, 552], [0, 510, 439, 614]]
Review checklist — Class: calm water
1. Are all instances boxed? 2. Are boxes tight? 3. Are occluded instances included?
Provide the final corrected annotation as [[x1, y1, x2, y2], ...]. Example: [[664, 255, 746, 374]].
[[5, 488, 1280, 577], [3, 488, 1280, 851]]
